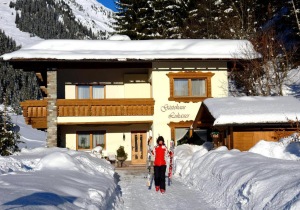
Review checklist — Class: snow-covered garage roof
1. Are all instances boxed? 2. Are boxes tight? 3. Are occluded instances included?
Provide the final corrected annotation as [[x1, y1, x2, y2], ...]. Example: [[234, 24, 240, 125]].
[[1, 39, 257, 61], [202, 96, 300, 126]]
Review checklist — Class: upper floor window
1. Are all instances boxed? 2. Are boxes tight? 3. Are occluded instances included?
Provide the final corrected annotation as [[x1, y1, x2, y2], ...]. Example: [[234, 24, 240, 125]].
[[167, 72, 214, 102], [77, 85, 105, 99]]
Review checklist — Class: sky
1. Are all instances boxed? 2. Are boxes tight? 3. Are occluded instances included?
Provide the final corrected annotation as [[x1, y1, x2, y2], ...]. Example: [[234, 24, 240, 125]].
[[1, 112, 300, 209], [98, 0, 117, 11]]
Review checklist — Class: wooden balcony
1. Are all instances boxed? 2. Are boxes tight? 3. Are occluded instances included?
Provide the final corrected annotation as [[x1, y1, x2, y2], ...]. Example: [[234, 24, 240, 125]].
[[20, 99, 155, 129]]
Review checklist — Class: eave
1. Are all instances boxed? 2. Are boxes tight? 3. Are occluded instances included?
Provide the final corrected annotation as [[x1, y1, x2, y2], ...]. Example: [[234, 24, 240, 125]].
[[1, 57, 250, 71]]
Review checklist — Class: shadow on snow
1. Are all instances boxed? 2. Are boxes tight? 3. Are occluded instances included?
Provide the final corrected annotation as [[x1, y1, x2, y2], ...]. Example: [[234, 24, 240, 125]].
[[2, 192, 77, 208]]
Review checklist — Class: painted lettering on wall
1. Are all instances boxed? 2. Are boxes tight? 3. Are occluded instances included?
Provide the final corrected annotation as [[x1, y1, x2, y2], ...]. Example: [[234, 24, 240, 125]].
[[168, 112, 190, 119], [160, 104, 186, 112], [160, 104, 190, 119]]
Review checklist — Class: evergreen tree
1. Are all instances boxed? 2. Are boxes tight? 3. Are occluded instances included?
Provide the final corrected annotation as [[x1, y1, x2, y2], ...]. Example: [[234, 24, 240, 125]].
[[0, 109, 20, 156], [115, 0, 155, 39], [135, 0, 155, 39], [115, 0, 137, 39], [153, 0, 189, 39], [115, 0, 191, 39], [183, 0, 258, 39]]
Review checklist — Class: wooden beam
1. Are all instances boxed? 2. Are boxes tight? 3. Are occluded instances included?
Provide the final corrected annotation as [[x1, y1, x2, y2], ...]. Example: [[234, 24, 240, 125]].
[[36, 72, 43, 82], [40, 86, 48, 95]]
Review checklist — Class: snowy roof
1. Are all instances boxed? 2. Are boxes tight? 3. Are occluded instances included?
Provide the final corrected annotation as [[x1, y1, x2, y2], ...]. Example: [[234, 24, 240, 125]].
[[203, 96, 300, 125], [1, 39, 257, 61]]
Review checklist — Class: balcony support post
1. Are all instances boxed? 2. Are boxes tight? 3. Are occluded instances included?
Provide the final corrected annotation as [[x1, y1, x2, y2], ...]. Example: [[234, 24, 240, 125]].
[[47, 70, 57, 147]]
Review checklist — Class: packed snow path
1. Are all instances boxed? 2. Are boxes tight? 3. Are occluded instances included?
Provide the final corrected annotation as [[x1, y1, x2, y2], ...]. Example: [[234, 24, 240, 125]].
[[115, 168, 217, 210]]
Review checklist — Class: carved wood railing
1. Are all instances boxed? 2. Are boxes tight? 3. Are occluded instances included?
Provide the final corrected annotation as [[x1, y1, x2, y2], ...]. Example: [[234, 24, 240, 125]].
[[20, 100, 47, 129], [20, 99, 155, 129], [56, 99, 155, 116]]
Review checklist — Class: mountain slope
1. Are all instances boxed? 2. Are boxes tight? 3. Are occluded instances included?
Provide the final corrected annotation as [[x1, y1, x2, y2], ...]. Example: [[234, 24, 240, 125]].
[[0, 0, 115, 47]]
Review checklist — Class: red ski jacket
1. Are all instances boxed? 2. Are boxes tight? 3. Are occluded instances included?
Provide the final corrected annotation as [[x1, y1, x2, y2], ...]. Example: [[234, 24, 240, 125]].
[[152, 144, 168, 166]]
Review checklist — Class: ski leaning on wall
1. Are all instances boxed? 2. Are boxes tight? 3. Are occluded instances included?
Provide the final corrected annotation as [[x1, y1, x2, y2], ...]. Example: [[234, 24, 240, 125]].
[[146, 137, 154, 189], [168, 140, 175, 186]]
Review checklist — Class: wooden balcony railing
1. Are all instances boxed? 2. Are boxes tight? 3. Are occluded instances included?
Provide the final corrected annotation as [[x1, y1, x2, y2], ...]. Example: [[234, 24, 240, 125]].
[[20, 99, 155, 129]]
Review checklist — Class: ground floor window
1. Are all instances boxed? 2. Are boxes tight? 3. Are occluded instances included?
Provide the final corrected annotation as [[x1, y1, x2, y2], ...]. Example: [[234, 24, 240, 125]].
[[77, 131, 106, 150], [168, 121, 193, 145], [175, 128, 189, 142]]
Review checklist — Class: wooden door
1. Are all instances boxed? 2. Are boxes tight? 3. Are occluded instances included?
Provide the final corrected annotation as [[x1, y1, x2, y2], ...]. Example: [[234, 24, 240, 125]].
[[131, 132, 147, 165]]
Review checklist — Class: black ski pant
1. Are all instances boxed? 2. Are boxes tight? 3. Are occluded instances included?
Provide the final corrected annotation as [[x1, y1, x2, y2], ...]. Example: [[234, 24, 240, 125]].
[[154, 165, 166, 190]]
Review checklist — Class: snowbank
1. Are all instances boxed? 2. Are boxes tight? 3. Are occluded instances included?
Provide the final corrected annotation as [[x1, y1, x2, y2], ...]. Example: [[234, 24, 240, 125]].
[[249, 135, 300, 160], [175, 136, 300, 209], [173, 142, 213, 175], [0, 147, 120, 209]]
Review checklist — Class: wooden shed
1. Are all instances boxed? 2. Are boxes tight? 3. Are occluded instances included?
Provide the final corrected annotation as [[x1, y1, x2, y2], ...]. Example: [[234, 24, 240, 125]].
[[192, 96, 300, 151]]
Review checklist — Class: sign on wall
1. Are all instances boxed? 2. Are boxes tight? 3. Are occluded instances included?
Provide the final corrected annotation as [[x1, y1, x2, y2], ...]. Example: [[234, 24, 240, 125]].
[[160, 104, 190, 119]]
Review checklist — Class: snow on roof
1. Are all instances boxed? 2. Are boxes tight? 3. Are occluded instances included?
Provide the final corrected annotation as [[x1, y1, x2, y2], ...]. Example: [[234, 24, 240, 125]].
[[1, 39, 257, 61], [203, 96, 300, 125]]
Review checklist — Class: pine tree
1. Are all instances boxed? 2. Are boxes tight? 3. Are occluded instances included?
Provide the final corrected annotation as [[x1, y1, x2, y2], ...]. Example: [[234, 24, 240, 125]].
[[183, 0, 258, 39], [153, 0, 189, 39], [115, 0, 137, 39], [115, 0, 155, 39], [115, 0, 191, 39], [135, 0, 155, 39], [0, 107, 20, 156]]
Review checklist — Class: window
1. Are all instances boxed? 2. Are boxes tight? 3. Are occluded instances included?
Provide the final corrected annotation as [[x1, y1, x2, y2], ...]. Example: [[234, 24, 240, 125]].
[[77, 85, 105, 99], [168, 121, 193, 145], [77, 131, 106, 150], [167, 72, 214, 102], [175, 128, 189, 141]]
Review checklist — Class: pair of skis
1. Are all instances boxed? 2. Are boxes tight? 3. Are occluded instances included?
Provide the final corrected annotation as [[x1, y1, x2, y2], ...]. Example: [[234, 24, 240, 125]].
[[147, 138, 154, 190], [168, 140, 174, 186], [147, 151, 153, 189]]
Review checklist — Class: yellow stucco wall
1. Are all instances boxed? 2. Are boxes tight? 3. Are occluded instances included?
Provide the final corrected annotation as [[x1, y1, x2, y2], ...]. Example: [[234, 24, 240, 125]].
[[65, 133, 77, 150], [106, 85, 124, 98], [65, 85, 76, 99], [124, 83, 151, 98], [211, 70, 228, 97]]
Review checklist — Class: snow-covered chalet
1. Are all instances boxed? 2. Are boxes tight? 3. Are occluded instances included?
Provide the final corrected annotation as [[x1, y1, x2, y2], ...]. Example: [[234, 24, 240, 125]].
[[1, 37, 254, 165]]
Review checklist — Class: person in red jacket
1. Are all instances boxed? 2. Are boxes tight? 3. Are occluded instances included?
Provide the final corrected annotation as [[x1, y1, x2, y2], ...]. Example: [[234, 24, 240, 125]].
[[152, 136, 169, 194]]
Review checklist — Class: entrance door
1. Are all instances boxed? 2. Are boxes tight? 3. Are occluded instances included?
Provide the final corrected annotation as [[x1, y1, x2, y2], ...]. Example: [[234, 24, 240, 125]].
[[131, 132, 147, 165]]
